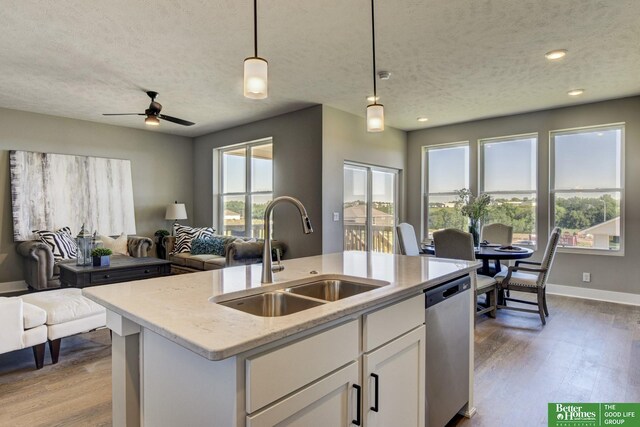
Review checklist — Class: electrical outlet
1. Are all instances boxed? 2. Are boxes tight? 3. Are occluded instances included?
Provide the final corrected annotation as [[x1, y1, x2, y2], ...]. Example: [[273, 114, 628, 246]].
[[333, 212, 340, 222], [582, 272, 591, 283]]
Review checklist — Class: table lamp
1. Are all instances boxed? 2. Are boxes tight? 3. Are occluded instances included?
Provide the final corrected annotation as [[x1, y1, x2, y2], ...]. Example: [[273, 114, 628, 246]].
[[165, 201, 187, 234]]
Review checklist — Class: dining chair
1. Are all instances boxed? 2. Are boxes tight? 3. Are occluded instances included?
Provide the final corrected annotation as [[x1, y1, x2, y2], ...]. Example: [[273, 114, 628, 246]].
[[433, 228, 497, 320], [494, 227, 561, 325], [396, 223, 421, 256], [480, 223, 513, 246], [480, 223, 514, 275]]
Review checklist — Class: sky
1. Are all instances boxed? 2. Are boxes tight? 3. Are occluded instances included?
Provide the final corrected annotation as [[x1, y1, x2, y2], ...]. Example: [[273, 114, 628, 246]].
[[426, 128, 621, 195]]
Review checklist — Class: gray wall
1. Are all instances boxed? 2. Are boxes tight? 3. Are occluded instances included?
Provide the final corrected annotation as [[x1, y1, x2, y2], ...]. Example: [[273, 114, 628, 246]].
[[0, 108, 193, 284], [407, 96, 640, 294], [193, 106, 324, 258], [322, 106, 408, 253]]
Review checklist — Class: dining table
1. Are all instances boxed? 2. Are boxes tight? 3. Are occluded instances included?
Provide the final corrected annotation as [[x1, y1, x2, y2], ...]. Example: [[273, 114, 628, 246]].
[[421, 244, 534, 276]]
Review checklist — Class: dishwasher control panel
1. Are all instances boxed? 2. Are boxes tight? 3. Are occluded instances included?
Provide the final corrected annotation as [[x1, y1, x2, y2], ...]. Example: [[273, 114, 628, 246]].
[[424, 275, 471, 308]]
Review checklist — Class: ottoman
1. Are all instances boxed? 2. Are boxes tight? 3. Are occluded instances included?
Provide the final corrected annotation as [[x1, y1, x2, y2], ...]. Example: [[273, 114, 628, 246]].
[[0, 297, 48, 369], [21, 288, 106, 364]]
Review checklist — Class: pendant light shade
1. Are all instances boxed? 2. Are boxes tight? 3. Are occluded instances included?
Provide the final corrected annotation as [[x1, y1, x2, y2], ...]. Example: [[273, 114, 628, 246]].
[[244, 0, 268, 99], [367, 103, 384, 132], [244, 57, 268, 99], [366, 0, 383, 133]]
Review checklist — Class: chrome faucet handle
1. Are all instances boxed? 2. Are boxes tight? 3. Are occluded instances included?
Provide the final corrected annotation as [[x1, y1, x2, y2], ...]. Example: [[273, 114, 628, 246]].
[[272, 248, 284, 273]]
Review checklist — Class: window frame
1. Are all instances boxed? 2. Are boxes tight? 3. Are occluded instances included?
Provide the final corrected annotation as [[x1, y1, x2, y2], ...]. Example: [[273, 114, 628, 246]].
[[421, 141, 470, 241], [549, 123, 625, 256], [217, 137, 274, 238], [478, 133, 538, 249]]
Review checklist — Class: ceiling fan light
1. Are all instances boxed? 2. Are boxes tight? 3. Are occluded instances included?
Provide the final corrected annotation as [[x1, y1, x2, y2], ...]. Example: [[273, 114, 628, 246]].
[[145, 115, 160, 126], [244, 57, 268, 99], [367, 104, 384, 132]]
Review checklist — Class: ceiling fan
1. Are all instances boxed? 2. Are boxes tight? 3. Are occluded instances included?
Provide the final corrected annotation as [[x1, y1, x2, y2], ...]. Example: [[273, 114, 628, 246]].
[[103, 91, 195, 126]]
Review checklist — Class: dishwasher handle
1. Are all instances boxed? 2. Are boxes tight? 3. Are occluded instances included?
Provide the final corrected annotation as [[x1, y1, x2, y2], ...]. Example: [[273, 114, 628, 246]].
[[425, 275, 471, 308]]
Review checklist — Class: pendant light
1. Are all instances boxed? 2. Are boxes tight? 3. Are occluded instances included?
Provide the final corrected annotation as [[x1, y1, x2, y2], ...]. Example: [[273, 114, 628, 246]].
[[366, 0, 384, 132], [244, 0, 268, 99]]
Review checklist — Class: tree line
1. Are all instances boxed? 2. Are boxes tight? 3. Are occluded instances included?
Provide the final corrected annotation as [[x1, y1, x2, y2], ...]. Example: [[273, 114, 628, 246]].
[[428, 195, 618, 234]]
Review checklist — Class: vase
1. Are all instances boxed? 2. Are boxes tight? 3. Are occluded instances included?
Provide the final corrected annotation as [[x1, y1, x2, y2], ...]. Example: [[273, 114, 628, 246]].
[[93, 255, 111, 267], [469, 220, 480, 247]]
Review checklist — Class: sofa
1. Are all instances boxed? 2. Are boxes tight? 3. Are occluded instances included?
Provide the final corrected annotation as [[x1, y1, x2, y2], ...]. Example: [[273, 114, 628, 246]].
[[16, 235, 153, 290], [164, 235, 286, 272]]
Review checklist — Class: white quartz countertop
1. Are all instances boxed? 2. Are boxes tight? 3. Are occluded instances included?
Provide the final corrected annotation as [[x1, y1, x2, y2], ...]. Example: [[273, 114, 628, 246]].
[[83, 251, 479, 361]]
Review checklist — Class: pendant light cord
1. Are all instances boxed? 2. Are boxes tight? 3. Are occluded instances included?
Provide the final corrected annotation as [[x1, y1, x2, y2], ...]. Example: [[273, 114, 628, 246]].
[[371, 0, 377, 101], [254, 0, 258, 57]]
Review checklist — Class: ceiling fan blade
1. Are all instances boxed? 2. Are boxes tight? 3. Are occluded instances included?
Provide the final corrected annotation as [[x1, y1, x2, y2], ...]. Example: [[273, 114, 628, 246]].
[[159, 114, 195, 126], [102, 113, 145, 116]]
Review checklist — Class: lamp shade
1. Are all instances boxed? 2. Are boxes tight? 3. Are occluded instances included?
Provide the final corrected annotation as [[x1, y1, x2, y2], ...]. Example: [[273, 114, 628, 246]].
[[367, 104, 384, 132], [244, 57, 268, 99], [165, 202, 188, 220]]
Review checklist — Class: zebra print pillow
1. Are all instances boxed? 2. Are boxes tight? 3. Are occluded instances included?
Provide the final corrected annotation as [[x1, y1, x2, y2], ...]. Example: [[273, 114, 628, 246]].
[[33, 227, 78, 262], [173, 225, 215, 254]]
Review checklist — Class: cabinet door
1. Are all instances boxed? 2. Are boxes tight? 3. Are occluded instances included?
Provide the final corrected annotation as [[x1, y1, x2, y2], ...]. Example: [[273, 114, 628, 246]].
[[247, 361, 361, 427], [363, 325, 425, 427]]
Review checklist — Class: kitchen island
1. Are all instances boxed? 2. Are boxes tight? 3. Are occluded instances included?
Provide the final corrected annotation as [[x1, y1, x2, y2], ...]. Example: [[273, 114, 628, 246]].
[[83, 251, 479, 427]]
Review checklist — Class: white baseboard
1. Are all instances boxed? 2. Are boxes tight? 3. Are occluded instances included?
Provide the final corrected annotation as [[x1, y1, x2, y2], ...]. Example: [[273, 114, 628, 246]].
[[0, 280, 28, 295], [546, 283, 640, 307]]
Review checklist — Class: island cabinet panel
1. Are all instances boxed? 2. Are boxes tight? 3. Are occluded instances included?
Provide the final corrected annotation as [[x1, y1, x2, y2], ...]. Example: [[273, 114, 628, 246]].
[[141, 329, 239, 427], [362, 326, 426, 427], [246, 320, 359, 413], [362, 293, 424, 352], [246, 361, 359, 427]]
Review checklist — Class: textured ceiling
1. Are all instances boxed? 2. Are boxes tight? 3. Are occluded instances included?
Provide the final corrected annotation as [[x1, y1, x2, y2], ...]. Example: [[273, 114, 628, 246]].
[[0, 0, 639, 137]]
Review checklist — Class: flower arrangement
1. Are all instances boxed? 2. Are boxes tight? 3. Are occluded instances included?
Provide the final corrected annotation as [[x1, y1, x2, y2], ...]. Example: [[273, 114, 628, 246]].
[[454, 189, 491, 222], [454, 189, 492, 246]]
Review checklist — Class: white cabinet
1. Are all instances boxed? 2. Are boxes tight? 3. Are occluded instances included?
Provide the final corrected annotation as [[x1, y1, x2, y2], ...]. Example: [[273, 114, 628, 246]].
[[247, 361, 360, 427], [363, 326, 426, 427]]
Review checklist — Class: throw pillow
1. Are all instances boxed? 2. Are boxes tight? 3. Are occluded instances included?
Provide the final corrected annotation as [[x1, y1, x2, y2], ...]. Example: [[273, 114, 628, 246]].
[[99, 233, 129, 255], [190, 236, 229, 256], [33, 227, 78, 262], [173, 224, 215, 254]]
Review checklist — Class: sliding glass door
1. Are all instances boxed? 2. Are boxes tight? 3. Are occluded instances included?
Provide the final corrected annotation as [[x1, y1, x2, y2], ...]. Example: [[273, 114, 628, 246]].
[[343, 163, 398, 253]]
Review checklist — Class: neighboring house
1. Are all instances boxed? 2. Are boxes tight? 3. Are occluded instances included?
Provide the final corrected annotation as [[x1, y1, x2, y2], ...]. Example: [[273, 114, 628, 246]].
[[224, 209, 242, 221], [343, 205, 394, 226], [579, 217, 620, 249]]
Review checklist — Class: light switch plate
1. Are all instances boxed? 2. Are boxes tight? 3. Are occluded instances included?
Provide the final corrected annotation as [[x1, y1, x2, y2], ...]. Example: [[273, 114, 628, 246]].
[[582, 272, 591, 282], [333, 212, 340, 221]]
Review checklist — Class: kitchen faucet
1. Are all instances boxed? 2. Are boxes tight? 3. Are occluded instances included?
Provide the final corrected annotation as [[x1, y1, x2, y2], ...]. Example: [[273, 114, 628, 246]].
[[261, 196, 313, 284]]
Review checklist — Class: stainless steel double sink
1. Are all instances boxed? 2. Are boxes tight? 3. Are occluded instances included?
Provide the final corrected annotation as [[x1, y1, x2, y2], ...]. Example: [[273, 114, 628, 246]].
[[217, 278, 388, 317]]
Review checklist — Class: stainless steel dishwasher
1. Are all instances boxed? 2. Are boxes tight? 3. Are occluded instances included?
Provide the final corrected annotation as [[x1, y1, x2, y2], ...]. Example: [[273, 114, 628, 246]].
[[425, 275, 471, 427]]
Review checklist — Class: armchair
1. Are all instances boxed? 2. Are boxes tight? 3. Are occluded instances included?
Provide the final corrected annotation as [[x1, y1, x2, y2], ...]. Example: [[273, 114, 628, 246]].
[[16, 235, 153, 290], [0, 297, 48, 369]]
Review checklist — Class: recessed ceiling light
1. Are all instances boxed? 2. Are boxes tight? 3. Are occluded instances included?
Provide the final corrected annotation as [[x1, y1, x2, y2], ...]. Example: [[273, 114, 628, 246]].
[[545, 49, 568, 60], [367, 95, 380, 102], [567, 89, 585, 96], [417, 117, 429, 122]]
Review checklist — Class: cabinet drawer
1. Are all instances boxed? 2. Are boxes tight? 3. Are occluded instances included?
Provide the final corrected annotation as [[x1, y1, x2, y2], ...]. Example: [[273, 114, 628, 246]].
[[90, 266, 160, 284], [247, 361, 359, 427], [246, 320, 359, 414], [363, 294, 424, 352]]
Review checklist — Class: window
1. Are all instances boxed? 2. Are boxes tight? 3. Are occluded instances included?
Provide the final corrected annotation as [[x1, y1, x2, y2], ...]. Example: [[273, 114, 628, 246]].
[[218, 139, 273, 238], [422, 143, 469, 240], [550, 124, 624, 252], [343, 163, 398, 253], [480, 134, 537, 246]]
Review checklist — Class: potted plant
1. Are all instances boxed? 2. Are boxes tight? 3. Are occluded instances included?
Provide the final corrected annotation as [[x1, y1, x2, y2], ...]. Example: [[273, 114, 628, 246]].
[[91, 247, 113, 267], [154, 229, 170, 259], [454, 188, 492, 247]]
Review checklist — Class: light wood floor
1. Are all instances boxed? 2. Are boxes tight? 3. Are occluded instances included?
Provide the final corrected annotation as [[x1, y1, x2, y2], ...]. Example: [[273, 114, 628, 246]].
[[0, 294, 638, 427]]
